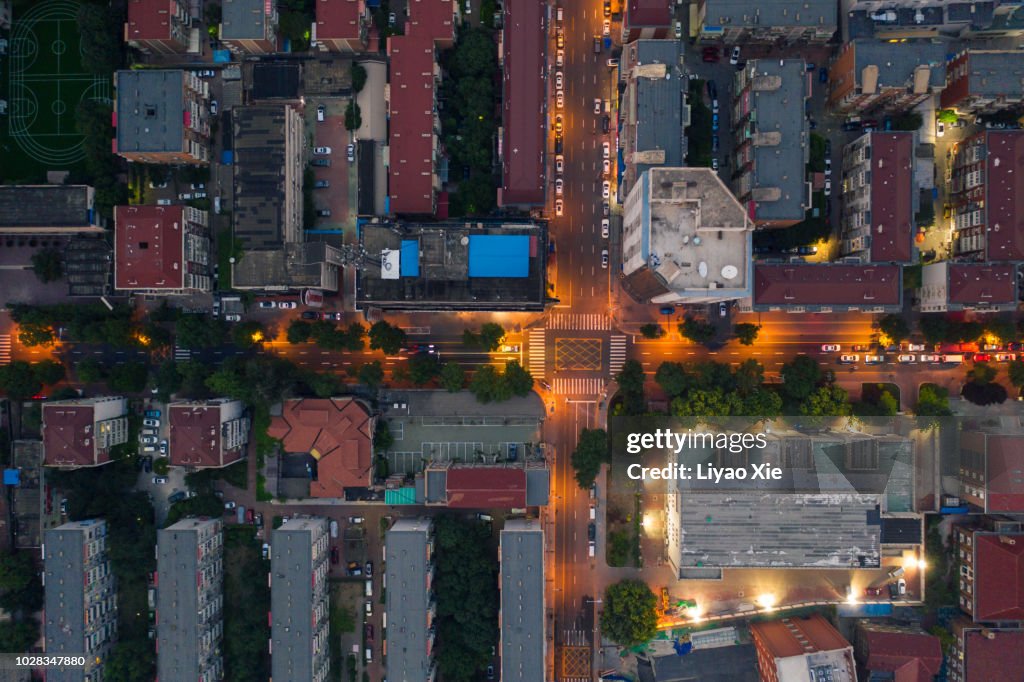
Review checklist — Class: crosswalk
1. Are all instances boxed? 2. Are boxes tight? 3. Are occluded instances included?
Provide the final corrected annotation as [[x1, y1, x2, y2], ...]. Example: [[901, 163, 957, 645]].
[[527, 328, 546, 376], [549, 313, 610, 331], [174, 346, 191, 362], [552, 377, 604, 396], [609, 335, 626, 376], [0, 335, 10, 365]]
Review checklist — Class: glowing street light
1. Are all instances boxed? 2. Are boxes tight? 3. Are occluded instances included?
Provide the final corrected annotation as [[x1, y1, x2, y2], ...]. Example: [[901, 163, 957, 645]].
[[757, 593, 777, 611]]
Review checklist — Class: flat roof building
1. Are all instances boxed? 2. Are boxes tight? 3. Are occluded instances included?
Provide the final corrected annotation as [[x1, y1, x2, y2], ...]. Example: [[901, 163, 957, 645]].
[[696, 0, 836, 44], [168, 399, 250, 468], [499, 519, 545, 682], [732, 60, 810, 228], [271, 517, 331, 682], [752, 263, 902, 313], [221, 0, 278, 54], [114, 69, 211, 165], [313, 0, 367, 52], [124, 0, 192, 55], [919, 262, 1018, 313], [941, 50, 1024, 115], [114, 204, 212, 294], [0, 185, 103, 235], [156, 518, 224, 682], [827, 41, 947, 116], [621, 167, 753, 305], [845, 0, 1024, 41], [43, 520, 117, 681], [751, 614, 856, 682], [385, 517, 436, 682], [43, 397, 129, 468]]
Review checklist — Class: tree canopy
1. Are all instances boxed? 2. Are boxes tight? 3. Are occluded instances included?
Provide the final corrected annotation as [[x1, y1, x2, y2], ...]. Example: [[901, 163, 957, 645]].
[[368, 320, 407, 355], [780, 355, 822, 402], [31, 248, 63, 283], [733, 323, 760, 346], [601, 580, 658, 647], [679, 317, 716, 345], [571, 428, 608, 489], [878, 314, 910, 343]]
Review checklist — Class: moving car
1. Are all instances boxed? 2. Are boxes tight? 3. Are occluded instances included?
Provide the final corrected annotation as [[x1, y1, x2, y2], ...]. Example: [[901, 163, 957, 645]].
[[602, 19, 610, 36], [594, 98, 602, 115], [712, 158, 719, 172], [730, 46, 740, 65], [601, 218, 609, 239], [839, 354, 859, 364], [555, 199, 564, 216], [554, 115, 563, 134], [602, 141, 610, 159], [995, 353, 1017, 362], [821, 344, 840, 352], [904, 343, 926, 351], [919, 354, 940, 362], [712, 99, 719, 114], [897, 354, 916, 363], [864, 355, 885, 364], [674, 20, 682, 38], [607, 58, 618, 68], [602, 180, 610, 199], [601, 249, 609, 269], [313, 146, 332, 155], [278, 301, 297, 309]]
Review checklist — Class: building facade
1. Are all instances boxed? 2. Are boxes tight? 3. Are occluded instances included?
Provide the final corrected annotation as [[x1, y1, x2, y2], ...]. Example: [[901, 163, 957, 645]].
[[958, 431, 1024, 513], [157, 518, 224, 682], [942, 50, 1024, 114], [114, 204, 212, 294], [271, 517, 331, 682], [115, 70, 211, 165], [751, 614, 856, 682], [948, 618, 1024, 682], [43, 397, 129, 468], [385, 518, 436, 682], [954, 518, 1024, 623], [221, 0, 278, 54], [918, 262, 1018, 313], [124, 0, 193, 54], [697, 0, 837, 43], [44, 520, 117, 681], [168, 399, 250, 468]]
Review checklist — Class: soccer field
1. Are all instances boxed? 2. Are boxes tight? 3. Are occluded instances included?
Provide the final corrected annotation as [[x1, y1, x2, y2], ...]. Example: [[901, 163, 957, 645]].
[[2, 0, 110, 173]]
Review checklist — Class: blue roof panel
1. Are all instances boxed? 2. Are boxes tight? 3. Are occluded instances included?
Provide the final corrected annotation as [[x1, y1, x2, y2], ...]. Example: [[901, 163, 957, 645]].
[[401, 240, 420, 277], [468, 235, 530, 278]]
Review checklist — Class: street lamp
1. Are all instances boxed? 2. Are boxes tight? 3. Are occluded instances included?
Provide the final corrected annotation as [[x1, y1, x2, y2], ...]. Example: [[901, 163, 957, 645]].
[[757, 593, 777, 611]]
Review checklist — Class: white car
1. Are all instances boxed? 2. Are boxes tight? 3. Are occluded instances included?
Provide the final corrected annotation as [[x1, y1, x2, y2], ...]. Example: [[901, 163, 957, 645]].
[[603, 159, 610, 175], [602, 19, 610, 36], [554, 199, 564, 216], [839, 354, 859, 364], [556, 49, 564, 68], [555, 178, 563, 196], [601, 218, 609, 238], [897, 354, 917, 363], [210, 100, 218, 115], [919, 354, 941, 363], [712, 99, 719, 114], [906, 343, 926, 352], [224, 314, 241, 322], [313, 146, 332, 155], [601, 249, 609, 269], [821, 344, 840, 352], [278, 301, 297, 309], [824, 179, 832, 196], [674, 20, 682, 39], [995, 353, 1017, 362], [712, 157, 719, 172], [556, 91, 564, 109], [555, 71, 564, 90], [602, 181, 610, 199], [730, 46, 740, 65], [555, 155, 564, 173], [141, 435, 158, 445], [179, 193, 193, 200], [157, 199, 172, 206], [825, 158, 832, 176], [865, 355, 885, 364], [224, 501, 237, 510], [143, 418, 160, 427], [602, 141, 610, 159], [346, 143, 355, 162], [936, 121, 945, 137], [594, 98, 602, 115], [153, 476, 167, 485]]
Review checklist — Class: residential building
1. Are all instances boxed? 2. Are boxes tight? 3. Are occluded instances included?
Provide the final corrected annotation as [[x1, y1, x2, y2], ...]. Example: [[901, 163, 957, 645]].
[[958, 431, 1024, 513], [385, 518, 436, 682], [221, 0, 277, 54], [751, 263, 903, 312], [114, 204, 211, 294], [623, 0, 672, 41], [500, 519, 545, 682], [498, 0, 546, 208], [43, 520, 117, 681], [840, 132, 916, 263], [157, 518, 224, 682], [853, 621, 942, 682], [948, 619, 1024, 682], [356, 220, 548, 311], [948, 131, 1024, 261], [313, 0, 368, 52], [621, 167, 752, 305], [919, 262, 1018, 313], [732, 60, 810, 228], [387, 0, 458, 215], [827, 40, 947, 116], [267, 398, 375, 498], [168, 399, 250, 468], [696, 0, 837, 44], [114, 69, 211, 165], [618, 40, 688, 197], [124, 0, 192, 55], [750, 614, 856, 682], [423, 463, 550, 508], [65, 238, 114, 297], [0, 185, 103, 235], [845, 0, 1024, 40], [954, 518, 1024, 624], [942, 50, 1024, 115], [42, 397, 129, 468], [271, 517, 331, 682]]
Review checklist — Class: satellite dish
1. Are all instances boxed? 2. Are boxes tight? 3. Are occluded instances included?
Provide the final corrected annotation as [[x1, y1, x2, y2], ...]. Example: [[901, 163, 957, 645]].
[[383, 260, 392, 270], [461, 236, 469, 245], [698, 261, 708, 278], [721, 265, 738, 280]]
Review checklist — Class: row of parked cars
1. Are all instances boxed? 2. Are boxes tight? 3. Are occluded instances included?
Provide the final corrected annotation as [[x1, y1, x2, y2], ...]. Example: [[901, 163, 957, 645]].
[[822, 343, 1017, 365]]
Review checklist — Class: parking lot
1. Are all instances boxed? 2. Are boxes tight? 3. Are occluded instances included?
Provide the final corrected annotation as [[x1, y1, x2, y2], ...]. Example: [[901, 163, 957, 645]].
[[307, 99, 356, 233]]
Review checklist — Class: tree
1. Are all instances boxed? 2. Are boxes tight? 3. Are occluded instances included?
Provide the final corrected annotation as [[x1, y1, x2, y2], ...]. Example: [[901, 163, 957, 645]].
[[985, 317, 1017, 345], [615, 360, 646, 415], [639, 323, 664, 339], [963, 382, 1007, 406], [107, 362, 149, 394], [176, 314, 225, 349], [654, 362, 691, 398], [878, 314, 910, 344], [464, 323, 505, 350], [0, 362, 42, 400], [351, 63, 368, 93], [679, 316, 716, 345], [503, 361, 534, 396], [358, 361, 384, 389], [0, 551, 36, 593], [733, 323, 761, 346], [154, 361, 183, 401], [800, 384, 851, 416], [76, 2, 124, 75], [734, 359, 765, 396], [368, 321, 407, 355], [601, 580, 658, 647], [1007, 360, 1024, 388], [953, 320, 984, 344], [892, 111, 923, 131], [915, 384, 952, 417], [31, 248, 63, 283], [344, 101, 362, 131], [877, 390, 899, 416], [105, 638, 157, 682], [571, 429, 608, 489], [780, 355, 822, 402], [409, 353, 441, 385], [742, 388, 783, 418], [0, 620, 38, 654], [671, 388, 741, 417], [286, 320, 313, 344], [17, 322, 54, 348], [968, 362, 997, 385], [231, 321, 266, 349], [374, 420, 394, 452], [33, 359, 65, 387], [76, 358, 105, 384], [937, 109, 959, 124], [440, 361, 465, 392], [920, 314, 950, 346]]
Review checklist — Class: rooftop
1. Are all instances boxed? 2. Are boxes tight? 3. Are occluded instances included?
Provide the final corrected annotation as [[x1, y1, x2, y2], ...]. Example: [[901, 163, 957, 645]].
[[627, 41, 686, 178], [232, 104, 293, 250], [867, 132, 915, 262], [387, 33, 438, 215], [639, 645, 759, 682], [115, 70, 185, 154], [753, 263, 902, 308], [965, 50, 1024, 98], [983, 131, 1024, 261], [252, 62, 301, 100], [702, 0, 837, 29], [314, 0, 362, 39], [975, 533, 1024, 621], [852, 40, 947, 92], [752, 614, 851, 659], [859, 625, 942, 682], [168, 401, 246, 468], [42, 402, 109, 467], [963, 627, 1024, 680], [114, 205, 187, 290], [221, 0, 269, 40], [271, 517, 328, 682], [500, 0, 546, 206], [126, 0, 180, 41], [385, 518, 433, 682], [445, 465, 527, 508], [947, 263, 1017, 305], [962, 431, 1024, 512], [231, 242, 341, 290], [500, 519, 545, 682], [0, 185, 98, 231], [627, 0, 672, 28]]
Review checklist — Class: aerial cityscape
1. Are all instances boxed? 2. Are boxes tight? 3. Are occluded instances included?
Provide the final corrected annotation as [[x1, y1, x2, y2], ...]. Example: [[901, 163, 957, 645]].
[[2, 0, 1024, 680]]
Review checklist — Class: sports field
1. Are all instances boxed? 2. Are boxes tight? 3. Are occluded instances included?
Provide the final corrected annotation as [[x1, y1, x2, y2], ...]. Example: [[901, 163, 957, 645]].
[[1, 0, 110, 176]]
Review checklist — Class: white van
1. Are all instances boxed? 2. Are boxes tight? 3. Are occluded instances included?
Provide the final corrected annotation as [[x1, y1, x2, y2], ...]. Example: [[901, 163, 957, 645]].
[[588, 541, 596, 557], [941, 354, 964, 364], [365, 647, 372, 663], [365, 580, 373, 598], [589, 505, 596, 521], [213, 196, 221, 214]]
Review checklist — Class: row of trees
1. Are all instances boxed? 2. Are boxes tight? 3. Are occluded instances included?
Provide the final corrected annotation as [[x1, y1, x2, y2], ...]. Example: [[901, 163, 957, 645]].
[[880, 312, 1019, 347], [0, 360, 65, 400], [9, 303, 153, 349]]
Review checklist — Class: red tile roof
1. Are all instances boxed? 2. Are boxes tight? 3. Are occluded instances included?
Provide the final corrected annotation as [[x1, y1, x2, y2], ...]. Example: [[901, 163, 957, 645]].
[[268, 398, 374, 497], [445, 466, 527, 508], [43, 404, 107, 467], [985, 434, 1024, 512], [751, 614, 850, 658], [753, 264, 902, 306], [168, 403, 244, 468], [114, 205, 186, 290], [126, 0, 176, 41], [314, 0, 362, 40], [984, 131, 1024, 261], [862, 630, 942, 682], [627, 0, 672, 28], [975, 533, 1024, 621], [868, 133, 914, 262], [947, 263, 1017, 305], [500, 0, 546, 206], [407, 0, 457, 40], [964, 629, 1024, 680]]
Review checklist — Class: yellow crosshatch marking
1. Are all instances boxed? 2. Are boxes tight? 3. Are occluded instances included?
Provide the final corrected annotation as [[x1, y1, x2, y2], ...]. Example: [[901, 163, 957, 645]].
[[554, 338, 602, 371], [559, 645, 591, 679]]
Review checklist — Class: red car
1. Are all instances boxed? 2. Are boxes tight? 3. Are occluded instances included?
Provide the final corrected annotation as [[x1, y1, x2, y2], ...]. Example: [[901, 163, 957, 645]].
[[365, 624, 374, 641], [973, 353, 992, 363], [864, 586, 883, 597], [245, 509, 254, 524], [702, 48, 720, 63]]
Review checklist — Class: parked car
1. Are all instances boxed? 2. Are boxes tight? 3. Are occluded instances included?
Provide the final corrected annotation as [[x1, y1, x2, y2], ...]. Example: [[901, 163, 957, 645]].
[[224, 313, 241, 322], [346, 143, 355, 162], [905, 343, 926, 352], [556, 49, 564, 67], [603, 159, 610, 175], [824, 179, 832, 196], [606, 58, 618, 68], [330, 520, 339, 538], [825, 158, 832, 176], [311, 158, 331, 167], [316, 209, 332, 217], [602, 180, 610, 199], [555, 199, 564, 217], [263, 543, 271, 560], [730, 46, 740, 65], [168, 491, 186, 504], [210, 100, 218, 115], [152, 476, 167, 485], [331, 546, 339, 564], [313, 146, 331, 155], [141, 435, 158, 445], [317, 105, 325, 122], [143, 418, 160, 427], [719, 302, 728, 317], [587, 523, 596, 541], [601, 218, 609, 239], [936, 121, 945, 137], [348, 516, 365, 524], [601, 249, 609, 269], [156, 199, 172, 206], [145, 409, 161, 418], [555, 178, 563, 196], [278, 301, 297, 309], [602, 202, 610, 217], [555, 155, 564, 173], [555, 71, 564, 90], [314, 180, 330, 188], [973, 353, 992, 362], [602, 141, 610, 159], [897, 578, 907, 595], [224, 501, 237, 510], [365, 561, 373, 577], [819, 67, 828, 83]]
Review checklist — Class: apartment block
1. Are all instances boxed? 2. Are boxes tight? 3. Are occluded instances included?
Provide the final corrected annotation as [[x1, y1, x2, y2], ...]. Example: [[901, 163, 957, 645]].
[[948, 131, 1024, 261], [44, 520, 117, 682], [114, 69, 211, 165], [125, 0, 192, 55], [853, 621, 942, 682], [751, 263, 903, 313], [954, 518, 1024, 624], [221, 0, 278, 54], [157, 518, 224, 682], [732, 59, 809, 228], [114, 204, 211, 294], [845, 0, 1024, 40], [313, 0, 368, 52], [0, 185, 104, 236], [958, 431, 1024, 513], [919, 262, 1018, 313], [696, 0, 837, 44], [623, 0, 672, 41], [500, 519, 545, 682], [43, 397, 129, 468], [385, 517, 436, 682], [948, 618, 1024, 682], [827, 40, 946, 116], [271, 517, 331, 682], [168, 399, 250, 468], [839, 132, 916, 263], [751, 614, 856, 682], [941, 50, 1024, 115]]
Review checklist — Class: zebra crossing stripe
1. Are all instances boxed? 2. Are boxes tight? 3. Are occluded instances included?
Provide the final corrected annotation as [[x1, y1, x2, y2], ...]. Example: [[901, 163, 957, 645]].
[[609, 335, 626, 375], [0, 335, 11, 365], [528, 328, 546, 375], [549, 314, 610, 330], [552, 377, 604, 396], [174, 346, 191, 362]]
